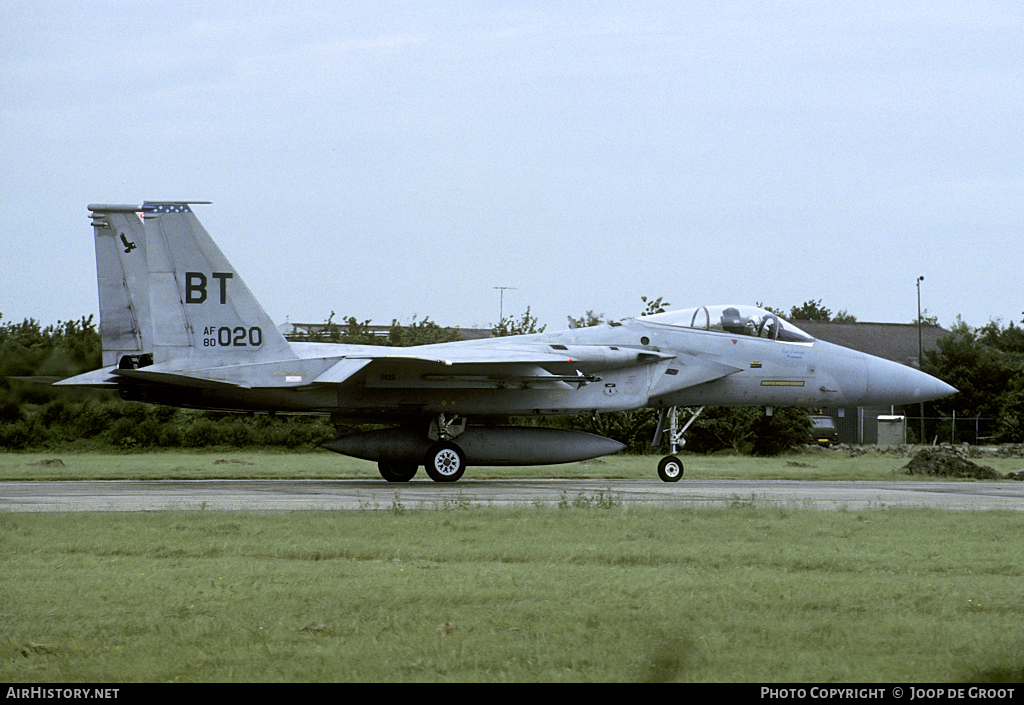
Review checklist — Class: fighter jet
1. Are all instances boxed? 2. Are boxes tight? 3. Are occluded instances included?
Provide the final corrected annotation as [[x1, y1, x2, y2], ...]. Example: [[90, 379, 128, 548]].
[[58, 202, 956, 482]]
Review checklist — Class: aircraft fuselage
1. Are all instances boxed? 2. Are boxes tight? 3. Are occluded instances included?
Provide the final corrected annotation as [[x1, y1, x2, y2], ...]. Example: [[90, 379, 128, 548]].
[[117, 315, 951, 420]]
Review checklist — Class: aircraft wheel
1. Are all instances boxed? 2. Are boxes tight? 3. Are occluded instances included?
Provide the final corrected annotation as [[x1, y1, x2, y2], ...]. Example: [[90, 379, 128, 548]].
[[424, 441, 466, 483], [378, 461, 418, 482], [657, 455, 684, 482]]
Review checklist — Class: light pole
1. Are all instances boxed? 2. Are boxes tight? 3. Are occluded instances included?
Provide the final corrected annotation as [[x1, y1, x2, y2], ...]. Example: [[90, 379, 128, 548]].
[[917, 276, 925, 444]]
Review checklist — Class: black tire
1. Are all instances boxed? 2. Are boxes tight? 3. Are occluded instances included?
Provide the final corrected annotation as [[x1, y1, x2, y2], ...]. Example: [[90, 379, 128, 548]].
[[657, 455, 684, 482], [378, 461, 418, 482], [424, 441, 466, 483]]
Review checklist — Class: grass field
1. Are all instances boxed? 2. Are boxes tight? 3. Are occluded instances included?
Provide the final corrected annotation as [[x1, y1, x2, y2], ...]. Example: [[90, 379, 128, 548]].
[[2, 505, 1024, 682], [4, 447, 1024, 482], [2, 450, 1023, 683]]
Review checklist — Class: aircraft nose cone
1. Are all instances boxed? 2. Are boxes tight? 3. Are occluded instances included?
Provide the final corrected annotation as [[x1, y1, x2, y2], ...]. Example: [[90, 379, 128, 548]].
[[934, 379, 958, 399], [864, 355, 957, 405]]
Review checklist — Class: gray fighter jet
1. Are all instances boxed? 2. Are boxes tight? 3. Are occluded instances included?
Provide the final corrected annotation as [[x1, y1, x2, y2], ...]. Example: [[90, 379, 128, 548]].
[[59, 202, 956, 482]]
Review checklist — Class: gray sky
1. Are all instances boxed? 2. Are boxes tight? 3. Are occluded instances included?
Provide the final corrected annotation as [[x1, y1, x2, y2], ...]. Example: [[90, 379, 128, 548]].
[[3, 1, 1021, 333]]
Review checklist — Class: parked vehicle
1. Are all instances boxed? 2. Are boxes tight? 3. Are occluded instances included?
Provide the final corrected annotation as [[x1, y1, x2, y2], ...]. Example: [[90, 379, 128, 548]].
[[808, 415, 839, 447]]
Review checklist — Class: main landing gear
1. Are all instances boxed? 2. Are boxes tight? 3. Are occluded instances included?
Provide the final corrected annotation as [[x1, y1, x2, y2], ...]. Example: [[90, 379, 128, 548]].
[[377, 461, 419, 483], [376, 414, 468, 483], [375, 409, 705, 484], [653, 406, 704, 482], [376, 442, 467, 483], [424, 441, 466, 483]]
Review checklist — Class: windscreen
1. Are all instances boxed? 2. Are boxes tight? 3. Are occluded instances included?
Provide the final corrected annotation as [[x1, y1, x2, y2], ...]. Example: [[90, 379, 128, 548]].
[[643, 305, 814, 343]]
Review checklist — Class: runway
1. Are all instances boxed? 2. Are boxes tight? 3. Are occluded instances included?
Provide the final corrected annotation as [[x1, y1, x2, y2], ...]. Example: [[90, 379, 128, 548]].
[[2, 479, 1022, 512]]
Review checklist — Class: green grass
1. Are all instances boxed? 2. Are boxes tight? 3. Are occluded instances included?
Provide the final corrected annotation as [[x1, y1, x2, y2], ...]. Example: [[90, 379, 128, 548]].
[[2, 507, 1022, 682], [3, 448, 1023, 481]]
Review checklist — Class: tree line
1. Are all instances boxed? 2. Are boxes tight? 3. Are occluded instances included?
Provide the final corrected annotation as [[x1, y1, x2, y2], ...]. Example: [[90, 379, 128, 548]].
[[3, 299, 1023, 452], [0, 314, 335, 451], [924, 317, 1024, 442]]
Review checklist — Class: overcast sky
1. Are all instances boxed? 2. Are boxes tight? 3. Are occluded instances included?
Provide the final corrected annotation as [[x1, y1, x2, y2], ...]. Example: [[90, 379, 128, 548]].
[[3, 1, 1021, 333]]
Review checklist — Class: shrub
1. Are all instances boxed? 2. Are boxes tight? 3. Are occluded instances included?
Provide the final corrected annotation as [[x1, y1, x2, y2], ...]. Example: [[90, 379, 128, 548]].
[[0, 419, 33, 449], [181, 418, 222, 448]]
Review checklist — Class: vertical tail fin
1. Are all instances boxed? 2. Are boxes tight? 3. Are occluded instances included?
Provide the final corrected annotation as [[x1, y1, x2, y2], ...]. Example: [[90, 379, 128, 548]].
[[88, 205, 152, 368], [141, 202, 295, 366]]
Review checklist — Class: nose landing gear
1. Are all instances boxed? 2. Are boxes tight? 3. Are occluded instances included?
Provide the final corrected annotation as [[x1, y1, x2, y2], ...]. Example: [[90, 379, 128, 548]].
[[657, 455, 684, 482], [653, 405, 704, 482]]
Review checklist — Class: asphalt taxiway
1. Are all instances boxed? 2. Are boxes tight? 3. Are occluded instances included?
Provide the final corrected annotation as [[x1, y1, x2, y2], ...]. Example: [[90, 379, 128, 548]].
[[2, 479, 1022, 513]]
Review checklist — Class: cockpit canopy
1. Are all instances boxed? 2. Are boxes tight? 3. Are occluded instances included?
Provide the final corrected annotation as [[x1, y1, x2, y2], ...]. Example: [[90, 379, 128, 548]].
[[642, 305, 814, 343]]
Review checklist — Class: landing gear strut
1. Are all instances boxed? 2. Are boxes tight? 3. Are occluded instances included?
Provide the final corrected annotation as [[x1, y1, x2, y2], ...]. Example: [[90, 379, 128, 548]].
[[653, 406, 704, 482], [423, 414, 468, 482]]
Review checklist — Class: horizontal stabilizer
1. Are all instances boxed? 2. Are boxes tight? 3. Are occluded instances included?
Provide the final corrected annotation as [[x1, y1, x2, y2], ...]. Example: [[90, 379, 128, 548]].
[[52, 368, 120, 388], [10, 375, 96, 386], [112, 368, 249, 390]]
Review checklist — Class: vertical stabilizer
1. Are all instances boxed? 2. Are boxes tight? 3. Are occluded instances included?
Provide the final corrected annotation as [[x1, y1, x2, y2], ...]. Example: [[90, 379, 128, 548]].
[[88, 205, 152, 368], [141, 202, 295, 366]]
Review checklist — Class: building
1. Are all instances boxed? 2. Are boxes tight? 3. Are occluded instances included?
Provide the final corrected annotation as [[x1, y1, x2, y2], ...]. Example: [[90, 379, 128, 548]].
[[276, 321, 494, 342]]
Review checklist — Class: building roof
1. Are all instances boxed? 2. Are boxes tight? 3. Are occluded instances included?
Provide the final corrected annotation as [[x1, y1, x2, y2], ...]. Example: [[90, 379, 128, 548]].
[[277, 321, 494, 342], [795, 321, 949, 368]]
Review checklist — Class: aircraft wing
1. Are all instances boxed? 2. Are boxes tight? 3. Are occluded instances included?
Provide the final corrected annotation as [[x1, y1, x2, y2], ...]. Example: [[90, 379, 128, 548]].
[[344, 343, 676, 368], [53, 344, 737, 396], [310, 345, 677, 391], [55, 356, 603, 392]]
